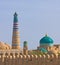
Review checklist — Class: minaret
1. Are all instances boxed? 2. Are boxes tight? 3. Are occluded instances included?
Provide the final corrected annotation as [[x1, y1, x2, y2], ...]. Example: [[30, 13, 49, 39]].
[[23, 41, 28, 55], [12, 12, 20, 50]]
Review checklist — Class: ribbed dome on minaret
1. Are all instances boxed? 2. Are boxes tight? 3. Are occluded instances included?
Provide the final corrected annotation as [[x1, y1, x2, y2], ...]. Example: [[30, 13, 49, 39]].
[[12, 12, 20, 50]]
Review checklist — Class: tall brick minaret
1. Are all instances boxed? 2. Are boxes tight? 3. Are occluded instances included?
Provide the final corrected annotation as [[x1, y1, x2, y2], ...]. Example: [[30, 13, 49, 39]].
[[12, 12, 20, 50]]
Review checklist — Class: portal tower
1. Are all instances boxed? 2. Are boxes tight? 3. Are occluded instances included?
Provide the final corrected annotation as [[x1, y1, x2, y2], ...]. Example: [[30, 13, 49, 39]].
[[12, 12, 20, 50]]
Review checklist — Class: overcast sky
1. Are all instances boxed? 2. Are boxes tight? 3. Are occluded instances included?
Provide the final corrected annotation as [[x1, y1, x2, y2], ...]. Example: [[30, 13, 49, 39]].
[[0, 0, 60, 49]]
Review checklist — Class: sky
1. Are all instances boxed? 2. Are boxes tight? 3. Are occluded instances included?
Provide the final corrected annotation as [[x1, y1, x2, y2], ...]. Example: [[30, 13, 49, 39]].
[[0, 0, 60, 49]]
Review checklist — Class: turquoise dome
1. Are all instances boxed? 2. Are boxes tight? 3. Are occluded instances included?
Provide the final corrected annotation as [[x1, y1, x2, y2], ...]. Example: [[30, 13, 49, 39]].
[[40, 35, 54, 46], [39, 48, 48, 53], [23, 41, 28, 47]]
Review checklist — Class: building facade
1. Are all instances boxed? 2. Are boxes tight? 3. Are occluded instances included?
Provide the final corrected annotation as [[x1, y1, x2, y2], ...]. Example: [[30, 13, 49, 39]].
[[0, 13, 60, 65]]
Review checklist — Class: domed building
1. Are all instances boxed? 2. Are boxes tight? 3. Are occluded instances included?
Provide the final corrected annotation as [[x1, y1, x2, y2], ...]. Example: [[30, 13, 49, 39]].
[[40, 34, 54, 46], [37, 34, 60, 54], [0, 42, 11, 50]]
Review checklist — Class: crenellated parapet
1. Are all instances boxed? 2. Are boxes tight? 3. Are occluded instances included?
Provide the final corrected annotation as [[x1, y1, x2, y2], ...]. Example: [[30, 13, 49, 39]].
[[0, 53, 59, 65], [0, 53, 59, 59]]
